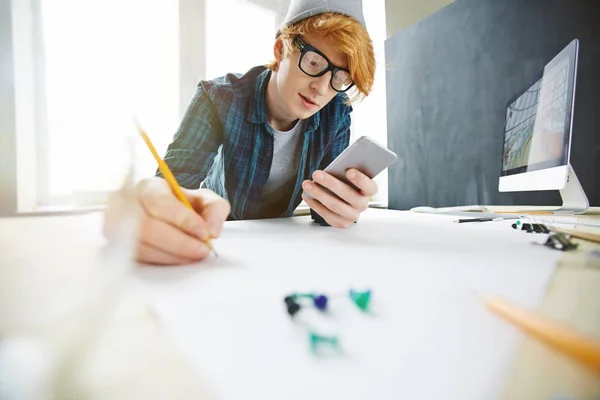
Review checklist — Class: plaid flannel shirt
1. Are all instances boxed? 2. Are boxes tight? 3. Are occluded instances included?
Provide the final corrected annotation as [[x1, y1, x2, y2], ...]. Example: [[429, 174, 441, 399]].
[[158, 66, 352, 220]]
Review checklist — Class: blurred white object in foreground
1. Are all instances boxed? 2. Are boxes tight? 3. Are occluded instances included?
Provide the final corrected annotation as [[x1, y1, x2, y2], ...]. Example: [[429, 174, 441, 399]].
[[0, 168, 211, 399]]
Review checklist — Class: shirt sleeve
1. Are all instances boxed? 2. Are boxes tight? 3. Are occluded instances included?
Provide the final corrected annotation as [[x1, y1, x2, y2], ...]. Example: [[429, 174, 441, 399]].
[[310, 111, 352, 226], [156, 83, 223, 189]]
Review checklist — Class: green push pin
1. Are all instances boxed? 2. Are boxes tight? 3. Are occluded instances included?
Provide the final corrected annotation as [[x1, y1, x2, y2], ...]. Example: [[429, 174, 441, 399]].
[[349, 289, 372, 311], [292, 292, 315, 300], [308, 331, 340, 353], [290, 292, 315, 306]]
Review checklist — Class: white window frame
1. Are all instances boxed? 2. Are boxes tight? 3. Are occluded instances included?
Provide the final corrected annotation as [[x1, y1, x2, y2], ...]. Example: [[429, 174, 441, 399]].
[[13, 0, 46, 213]]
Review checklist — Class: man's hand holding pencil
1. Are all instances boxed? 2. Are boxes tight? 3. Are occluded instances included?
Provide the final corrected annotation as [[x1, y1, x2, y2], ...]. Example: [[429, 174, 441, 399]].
[[103, 177, 230, 266]]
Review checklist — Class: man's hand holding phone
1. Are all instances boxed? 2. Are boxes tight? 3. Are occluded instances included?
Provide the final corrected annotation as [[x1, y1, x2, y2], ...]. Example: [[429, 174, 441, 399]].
[[300, 136, 397, 228], [301, 169, 377, 228]]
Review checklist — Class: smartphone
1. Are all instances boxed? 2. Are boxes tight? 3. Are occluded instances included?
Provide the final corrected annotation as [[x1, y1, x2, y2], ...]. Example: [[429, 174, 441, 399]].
[[304, 136, 398, 199]]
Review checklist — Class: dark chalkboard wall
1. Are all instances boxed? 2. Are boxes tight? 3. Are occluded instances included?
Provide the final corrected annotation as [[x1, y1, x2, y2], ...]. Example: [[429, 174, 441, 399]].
[[385, 0, 600, 210]]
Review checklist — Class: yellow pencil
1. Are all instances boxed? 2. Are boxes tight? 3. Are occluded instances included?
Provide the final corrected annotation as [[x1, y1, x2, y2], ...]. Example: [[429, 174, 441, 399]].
[[480, 293, 600, 376], [133, 116, 217, 256]]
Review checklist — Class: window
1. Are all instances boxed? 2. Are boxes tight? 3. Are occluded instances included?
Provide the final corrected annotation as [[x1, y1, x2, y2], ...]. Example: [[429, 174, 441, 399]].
[[206, 0, 278, 79], [13, 0, 180, 211]]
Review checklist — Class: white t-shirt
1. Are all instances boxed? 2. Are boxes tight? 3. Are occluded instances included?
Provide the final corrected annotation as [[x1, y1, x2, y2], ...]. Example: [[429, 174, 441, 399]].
[[259, 119, 305, 218]]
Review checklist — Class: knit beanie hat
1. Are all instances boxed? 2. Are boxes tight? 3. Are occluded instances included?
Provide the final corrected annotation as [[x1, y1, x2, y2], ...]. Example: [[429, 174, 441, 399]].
[[276, 0, 367, 37]]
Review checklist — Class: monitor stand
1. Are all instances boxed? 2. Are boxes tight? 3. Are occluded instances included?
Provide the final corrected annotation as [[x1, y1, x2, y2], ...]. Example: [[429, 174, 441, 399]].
[[555, 164, 589, 214]]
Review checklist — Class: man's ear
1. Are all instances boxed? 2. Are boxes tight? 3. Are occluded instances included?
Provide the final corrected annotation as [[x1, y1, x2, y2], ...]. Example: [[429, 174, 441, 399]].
[[273, 38, 285, 65]]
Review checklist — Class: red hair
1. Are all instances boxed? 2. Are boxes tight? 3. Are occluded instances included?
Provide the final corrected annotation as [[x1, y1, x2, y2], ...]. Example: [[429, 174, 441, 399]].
[[266, 13, 375, 103]]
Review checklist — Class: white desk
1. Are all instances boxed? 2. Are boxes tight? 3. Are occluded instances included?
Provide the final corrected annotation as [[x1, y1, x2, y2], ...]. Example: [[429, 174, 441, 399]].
[[1, 209, 597, 399]]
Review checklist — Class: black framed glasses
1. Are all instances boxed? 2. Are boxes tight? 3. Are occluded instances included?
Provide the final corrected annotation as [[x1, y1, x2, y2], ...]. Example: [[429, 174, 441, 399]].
[[293, 36, 354, 93]]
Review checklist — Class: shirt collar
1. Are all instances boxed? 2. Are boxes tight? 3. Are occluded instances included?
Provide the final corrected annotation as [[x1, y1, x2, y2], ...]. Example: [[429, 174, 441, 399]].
[[248, 67, 320, 131]]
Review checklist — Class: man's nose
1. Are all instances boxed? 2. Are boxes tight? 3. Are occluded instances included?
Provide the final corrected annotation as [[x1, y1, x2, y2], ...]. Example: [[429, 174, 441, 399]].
[[310, 72, 331, 95]]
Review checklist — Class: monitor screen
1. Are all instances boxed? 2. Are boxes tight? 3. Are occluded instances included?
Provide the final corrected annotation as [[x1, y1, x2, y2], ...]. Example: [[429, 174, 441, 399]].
[[500, 40, 578, 177]]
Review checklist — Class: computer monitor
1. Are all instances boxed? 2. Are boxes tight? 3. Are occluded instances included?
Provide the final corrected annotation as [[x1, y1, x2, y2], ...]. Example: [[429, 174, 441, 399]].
[[498, 39, 589, 213]]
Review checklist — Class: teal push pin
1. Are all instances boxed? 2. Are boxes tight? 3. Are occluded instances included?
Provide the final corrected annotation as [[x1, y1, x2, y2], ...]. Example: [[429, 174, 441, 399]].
[[308, 331, 340, 353], [349, 289, 372, 311], [292, 292, 316, 300]]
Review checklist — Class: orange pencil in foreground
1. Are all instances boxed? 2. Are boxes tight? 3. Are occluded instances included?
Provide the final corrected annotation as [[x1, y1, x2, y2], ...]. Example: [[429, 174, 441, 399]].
[[480, 294, 600, 376], [133, 116, 217, 257]]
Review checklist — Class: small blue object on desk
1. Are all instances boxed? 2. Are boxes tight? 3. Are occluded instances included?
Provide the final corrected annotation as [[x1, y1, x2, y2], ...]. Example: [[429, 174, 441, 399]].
[[313, 294, 328, 311]]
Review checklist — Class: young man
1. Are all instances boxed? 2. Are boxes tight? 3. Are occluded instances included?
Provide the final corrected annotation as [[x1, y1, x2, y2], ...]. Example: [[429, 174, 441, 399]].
[[104, 0, 376, 265]]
